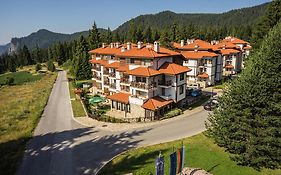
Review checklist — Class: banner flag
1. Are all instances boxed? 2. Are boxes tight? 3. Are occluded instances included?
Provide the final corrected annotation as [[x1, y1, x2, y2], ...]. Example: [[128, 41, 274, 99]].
[[177, 148, 182, 173], [155, 156, 164, 175], [169, 152, 177, 175]]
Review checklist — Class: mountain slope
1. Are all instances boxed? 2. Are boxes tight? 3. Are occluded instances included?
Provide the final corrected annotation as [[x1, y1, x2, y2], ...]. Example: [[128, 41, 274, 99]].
[[115, 2, 269, 33], [9, 28, 106, 52]]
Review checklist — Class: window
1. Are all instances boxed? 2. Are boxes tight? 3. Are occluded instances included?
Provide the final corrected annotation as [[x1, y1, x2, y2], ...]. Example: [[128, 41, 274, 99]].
[[179, 85, 184, 95], [180, 73, 184, 81], [136, 76, 146, 83], [142, 59, 152, 66], [208, 59, 212, 64], [185, 60, 189, 64], [130, 58, 135, 64], [126, 58, 130, 64]]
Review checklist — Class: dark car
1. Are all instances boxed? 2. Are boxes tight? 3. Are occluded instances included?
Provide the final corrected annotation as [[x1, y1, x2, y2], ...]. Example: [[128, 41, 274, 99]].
[[203, 99, 218, 111]]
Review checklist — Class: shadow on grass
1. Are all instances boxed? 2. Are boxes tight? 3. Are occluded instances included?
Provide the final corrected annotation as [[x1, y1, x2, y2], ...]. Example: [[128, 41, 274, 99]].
[[0, 126, 151, 175], [98, 147, 170, 175]]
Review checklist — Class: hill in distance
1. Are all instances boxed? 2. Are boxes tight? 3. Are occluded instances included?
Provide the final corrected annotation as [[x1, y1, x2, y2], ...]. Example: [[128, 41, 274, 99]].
[[115, 2, 269, 34]]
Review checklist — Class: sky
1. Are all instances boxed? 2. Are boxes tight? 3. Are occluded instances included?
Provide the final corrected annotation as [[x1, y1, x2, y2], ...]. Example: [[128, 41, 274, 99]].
[[0, 0, 270, 45]]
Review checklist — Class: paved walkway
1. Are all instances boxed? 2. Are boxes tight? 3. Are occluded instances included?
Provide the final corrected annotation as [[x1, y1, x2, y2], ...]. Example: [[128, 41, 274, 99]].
[[16, 71, 210, 175]]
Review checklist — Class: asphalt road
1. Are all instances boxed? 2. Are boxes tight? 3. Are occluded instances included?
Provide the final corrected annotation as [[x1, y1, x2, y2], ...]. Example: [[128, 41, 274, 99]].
[[16, 71, 209, 175]]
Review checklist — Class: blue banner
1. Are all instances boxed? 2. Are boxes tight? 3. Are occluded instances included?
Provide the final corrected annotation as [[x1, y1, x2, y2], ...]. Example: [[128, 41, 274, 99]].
[[170, 152, 177, 175], [155, 156, 164, 175]]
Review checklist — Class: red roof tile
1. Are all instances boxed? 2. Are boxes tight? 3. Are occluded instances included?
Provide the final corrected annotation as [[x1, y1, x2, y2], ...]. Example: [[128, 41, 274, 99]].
[[173, 39, 215, 51], [219, 49, 241, 55], [117, 64, 130, 72], [105, 61, 121, 69], [142, 96, 174, 111], [181, 51, 218, 59], [127, 67, 161, 77], [115, 45, 180, 58], [223, 37, 249, 44], [214, 42, 240, 50], [158, 62, 191, 75], [107, 92, 130, 104], [197, 72, 209, 78]]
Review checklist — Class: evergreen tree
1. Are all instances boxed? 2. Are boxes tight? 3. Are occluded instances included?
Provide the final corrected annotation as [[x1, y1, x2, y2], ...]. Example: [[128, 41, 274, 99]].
[[144, 26, 153, 43], [153, 29, 160, 41], [251, 0, 281, 48], [8, 55, 17, 72], [32, 44, 42, 63], [106, 27, 113, 44], [206, 21, 281, 170], [160, 30, 173, 49], [47, 60, 55, 72], [73, 36, 91, 80], [20, 45, 33, 66], [135, 27, 143, 42], [88, 22, 101, 49], [113, 31, 121, 42], [128, 21, 137, 42], [35, 63, 42, 72]]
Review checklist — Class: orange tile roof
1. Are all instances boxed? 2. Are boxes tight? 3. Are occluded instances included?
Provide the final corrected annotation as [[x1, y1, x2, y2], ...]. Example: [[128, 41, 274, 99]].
[[225, 64, 234, 69], [107, 92, 130, 104], [214, 42, 240, 50], [219, 49, 241, 55], [244, 45, 252, 50], [117, 64, 130, 72], [127, 67, 161, 77], [197, 72, 209, 78], [223, 37, 249, 44], [158, 62, 191, 75], [141, 96, 174, 111], [174, 39, 215, 51], [181, 51, 218, 59], [105, 61, 121, 69], [89, 46, 122, 55], [115, 46, 180, 58]]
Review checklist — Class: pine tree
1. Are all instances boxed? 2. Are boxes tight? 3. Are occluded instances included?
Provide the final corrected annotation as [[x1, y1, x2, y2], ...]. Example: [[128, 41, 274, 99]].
[[206, 21, 281, 170], [153, 29, 160, 41], [47, 60, 55, 72], [144, 26, 152, 43], [73, 36, 91, 80], [128, 21, 137, 42], [88, 22, 101, 49], [113, 31, 121, 42], [106, 27, 113, 44], [251, 0, 281, 48]]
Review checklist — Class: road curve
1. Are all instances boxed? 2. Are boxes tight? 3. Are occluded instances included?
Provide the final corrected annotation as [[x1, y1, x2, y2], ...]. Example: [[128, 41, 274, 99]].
[[16, 71, 208, 175]]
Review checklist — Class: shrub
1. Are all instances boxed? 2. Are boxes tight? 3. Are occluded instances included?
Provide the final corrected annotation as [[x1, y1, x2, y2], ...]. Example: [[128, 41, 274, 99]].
[[164, 108, 183, 118], [35, 63, 42, 72], [5, 77, 14, 85]]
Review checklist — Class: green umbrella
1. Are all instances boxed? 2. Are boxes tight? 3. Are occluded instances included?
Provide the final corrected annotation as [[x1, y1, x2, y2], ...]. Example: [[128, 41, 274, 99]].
[[89, 96, 105, 105]]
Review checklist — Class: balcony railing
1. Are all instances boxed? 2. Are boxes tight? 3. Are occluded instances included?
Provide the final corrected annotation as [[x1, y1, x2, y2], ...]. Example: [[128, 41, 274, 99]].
[[121, 86, 130, 92], [158, 80, 172, 87], [104, 81, 110, 86], [109, 83, 116, 89], [93, 74, 101, 80], [130, 81, 157, 90], [109, 72, 116, 78], [103, 69, 109, 74], [160, 94, 172, 100], [120, 77, 130, 84], [131, 94, 147, 99]]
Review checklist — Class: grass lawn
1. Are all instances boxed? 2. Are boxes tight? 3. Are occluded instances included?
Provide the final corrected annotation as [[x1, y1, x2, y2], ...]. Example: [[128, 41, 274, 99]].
[[0, 71, 43, 85], [68, 78, 86, 117], [0, 72, 56, 175], [99, 134, 281, 175]]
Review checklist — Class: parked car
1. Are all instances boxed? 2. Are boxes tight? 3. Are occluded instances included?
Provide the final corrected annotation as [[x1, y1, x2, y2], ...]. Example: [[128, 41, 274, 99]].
[[191, 89, 202, 97], [203, 99, 219, 111]]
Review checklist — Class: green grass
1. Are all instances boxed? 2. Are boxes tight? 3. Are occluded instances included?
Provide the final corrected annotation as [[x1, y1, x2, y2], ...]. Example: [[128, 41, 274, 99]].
[[0, 71, 43, 85], [68, 79, 86, 117], [99, 134, 281, 175], [0, 72, 56, 175]]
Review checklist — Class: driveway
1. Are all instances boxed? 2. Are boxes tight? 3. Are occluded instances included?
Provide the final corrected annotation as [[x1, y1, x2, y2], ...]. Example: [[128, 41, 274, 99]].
[[16, 71, 209, 175]]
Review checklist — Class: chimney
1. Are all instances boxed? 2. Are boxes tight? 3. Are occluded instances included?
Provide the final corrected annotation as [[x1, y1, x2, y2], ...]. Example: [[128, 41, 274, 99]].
[[194, 44, 199, 52], [137, 41, 143, 49], [180, 40, 185, 47], [121, 46, 125, 52], [222, 44, 226, 49], [102, 43, 106, 48], [110, 43, 114, 48], [115, 42, 120, 48], [154, 41, 160, 53], [127, 42, 131, 50]]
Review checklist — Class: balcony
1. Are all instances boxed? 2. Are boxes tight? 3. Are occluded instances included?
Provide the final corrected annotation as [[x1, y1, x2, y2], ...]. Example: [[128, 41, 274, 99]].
[[109, 72, 116, 78], [120, 77, 130, 85], [131, 94, 147, 100], [93, 74, 101, 81], [120, 85, 130, 92], [104, 81, 110, 86], [109, 83, 116, 89], [103, 69, 109, 75], [160, 94, 172, 100], [130, 81, 157, 90], [158, 80, 172, 87]]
